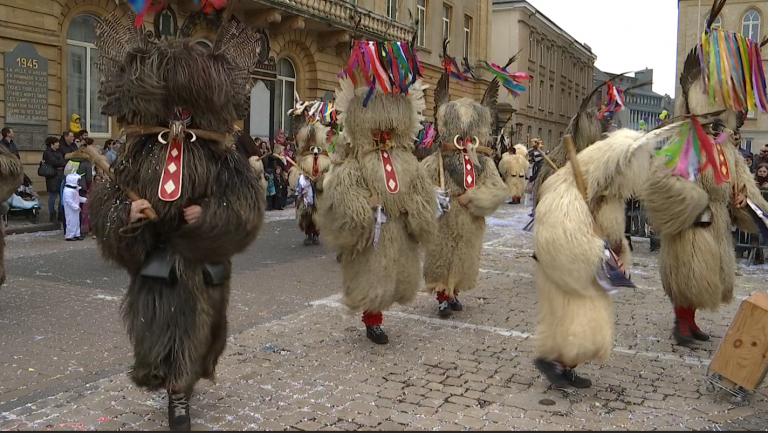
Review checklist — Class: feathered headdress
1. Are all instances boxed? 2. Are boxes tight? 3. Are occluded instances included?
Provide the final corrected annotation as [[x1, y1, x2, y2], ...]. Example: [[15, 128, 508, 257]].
[[94, 1, 262, 132], [338, 40, 424, 107]]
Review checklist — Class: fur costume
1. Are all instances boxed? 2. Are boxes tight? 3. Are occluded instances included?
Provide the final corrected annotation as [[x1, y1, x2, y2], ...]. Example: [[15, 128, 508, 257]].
[[87, 10, 264, 427], [420, 98, 507, 313], [498, 144, 529, 203], [0, 145, 23, 287], [315, 77, 438, 341], [288, 122, 332, 243], [534, 126, 678, 383], [642, 4, 768, 345]]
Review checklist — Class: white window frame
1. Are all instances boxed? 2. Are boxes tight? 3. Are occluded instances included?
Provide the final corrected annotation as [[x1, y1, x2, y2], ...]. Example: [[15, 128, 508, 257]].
[[66, 16, 111, 138], [417, 0, 427, 47], [743, 10, 761, 41], [463, 15, 471, 59], [276, 57, 297, 133], [442, 4, 451, 42], [194, 38, 213, 48], [707, 15, 722, 29], [386, 0, 397, 20]]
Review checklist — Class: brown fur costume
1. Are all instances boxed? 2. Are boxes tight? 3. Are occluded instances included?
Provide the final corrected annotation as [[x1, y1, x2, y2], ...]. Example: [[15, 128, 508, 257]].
[[316, 78, 438, 329], [0, 146, 23, 287], [498, 144, 529, 202], [535, 126, 678, 369], [288, 123, 332, 239], [421, 98, 507, 302], [88, 13, 264, 394], [642, 40, 768, 344]]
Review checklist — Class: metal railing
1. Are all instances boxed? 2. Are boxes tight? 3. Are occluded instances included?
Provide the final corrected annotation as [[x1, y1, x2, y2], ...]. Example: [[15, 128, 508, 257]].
[[734, 190, 768, 266]]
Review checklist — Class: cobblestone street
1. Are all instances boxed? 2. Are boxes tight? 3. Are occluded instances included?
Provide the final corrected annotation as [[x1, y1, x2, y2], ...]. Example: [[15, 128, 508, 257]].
[[1, 205, 767, 431]]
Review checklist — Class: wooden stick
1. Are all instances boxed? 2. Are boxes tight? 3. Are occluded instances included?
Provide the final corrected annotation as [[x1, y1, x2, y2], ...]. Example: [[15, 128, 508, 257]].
[[80, 146, 158, 221], [563, 135, 588, 200], [437, 149, 445, 190], [531, 139, 559, 171]]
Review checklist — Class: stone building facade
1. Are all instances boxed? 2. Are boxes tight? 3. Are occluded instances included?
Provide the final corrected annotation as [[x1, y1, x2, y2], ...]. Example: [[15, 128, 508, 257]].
[[676, 0, 768, 153], [592, 67, 675, 131], [0, 0, 493, 193], [490, 0, 596, 148]]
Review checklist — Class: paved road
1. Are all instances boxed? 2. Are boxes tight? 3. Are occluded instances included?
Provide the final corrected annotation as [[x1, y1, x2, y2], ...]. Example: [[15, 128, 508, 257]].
[[1, 206, 768, 431], [0, 210, 341, 415]]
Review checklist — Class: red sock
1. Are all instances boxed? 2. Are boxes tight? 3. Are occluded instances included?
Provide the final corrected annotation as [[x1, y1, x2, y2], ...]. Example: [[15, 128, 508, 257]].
[[362, 311, 383, 326], [436, 291, 452, 302], [674, 305, 693, 334], [690, 308, 702, 332]]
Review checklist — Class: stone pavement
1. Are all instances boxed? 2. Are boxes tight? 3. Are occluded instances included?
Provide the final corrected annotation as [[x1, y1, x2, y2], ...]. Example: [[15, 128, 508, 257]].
[[1, 205, 768, 431]]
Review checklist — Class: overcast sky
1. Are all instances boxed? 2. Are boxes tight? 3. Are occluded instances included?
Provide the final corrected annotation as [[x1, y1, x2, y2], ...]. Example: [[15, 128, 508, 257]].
[[529, 0, 679, 97]]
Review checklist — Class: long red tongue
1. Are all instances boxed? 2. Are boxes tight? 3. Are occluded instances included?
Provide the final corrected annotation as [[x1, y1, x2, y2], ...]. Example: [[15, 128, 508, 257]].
[[312, 155, 319, 177], [158, 138, 183, 201]]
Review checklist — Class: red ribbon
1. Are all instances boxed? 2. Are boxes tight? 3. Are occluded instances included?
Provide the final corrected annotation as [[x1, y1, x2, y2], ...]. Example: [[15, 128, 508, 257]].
[[372, 131, 391, 143]]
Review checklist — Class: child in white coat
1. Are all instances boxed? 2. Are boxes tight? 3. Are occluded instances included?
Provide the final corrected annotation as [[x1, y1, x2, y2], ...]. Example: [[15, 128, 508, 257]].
[[62, 173, 86, 241]]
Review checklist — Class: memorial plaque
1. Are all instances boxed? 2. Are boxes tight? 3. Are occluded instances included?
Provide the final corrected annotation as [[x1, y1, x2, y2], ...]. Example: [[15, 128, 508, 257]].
[[4, 42, 49, 150]]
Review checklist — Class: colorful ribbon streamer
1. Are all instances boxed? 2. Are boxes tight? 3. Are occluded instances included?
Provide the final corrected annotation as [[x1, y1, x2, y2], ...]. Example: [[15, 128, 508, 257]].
[[482, 61, 529, 98], [654, 117, 730, 185], [339, 40, 423, 107], [699, 27, 768, 113], [416, 122, 436, 150], [126, 0, 226, 26], [596, 81, 625, 119]]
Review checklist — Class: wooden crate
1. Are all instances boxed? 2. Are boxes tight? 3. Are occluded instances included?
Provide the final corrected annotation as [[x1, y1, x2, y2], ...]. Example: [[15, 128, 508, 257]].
[[709, 292, 768, 390]]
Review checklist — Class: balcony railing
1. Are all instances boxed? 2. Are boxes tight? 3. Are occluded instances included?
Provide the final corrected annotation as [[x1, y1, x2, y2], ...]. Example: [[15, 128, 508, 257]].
[[255, 0, 415, 41]]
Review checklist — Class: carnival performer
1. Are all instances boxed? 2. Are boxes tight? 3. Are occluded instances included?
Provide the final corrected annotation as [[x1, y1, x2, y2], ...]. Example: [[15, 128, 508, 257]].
[[0, 144, 23, 287], [643, 1, 768, 346], [533, 125, 679, 389], [87, 7, 265, 431], [288, 122, 332, 245], [421, 97, 507, 317], [316, 45, 438, 344], [499, 144, 529, 204]]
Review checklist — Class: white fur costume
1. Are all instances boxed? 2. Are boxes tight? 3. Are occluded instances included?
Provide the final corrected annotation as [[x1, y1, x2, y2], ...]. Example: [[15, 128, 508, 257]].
[[63, 173, 86, 240]]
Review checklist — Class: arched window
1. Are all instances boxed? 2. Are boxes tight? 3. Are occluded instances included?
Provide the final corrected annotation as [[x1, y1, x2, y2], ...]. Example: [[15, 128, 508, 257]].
[[706, 15, 722, 29], [274, 58, 296, 135], [743, 9, 760, 41], [156, 7, 177, 37], [66, 14, 109, 135]]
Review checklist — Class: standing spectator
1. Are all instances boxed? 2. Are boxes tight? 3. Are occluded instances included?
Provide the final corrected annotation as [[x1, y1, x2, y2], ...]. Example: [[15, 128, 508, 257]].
[[62, 173, 86, 241], [59, 131, 78, 158], [77, 130, 89, 141], [62, 140, 93, 234], [756, 163, 768, 190], [744, 152, 755, 174], [43, 136, 66, 223], [274, 166, 287, 210], [758, 145, 768, 166], [0, 127, 19, 159], [265, 168, 276, 210], [103, 139, 117, 164], [68, 114, 82, 134]]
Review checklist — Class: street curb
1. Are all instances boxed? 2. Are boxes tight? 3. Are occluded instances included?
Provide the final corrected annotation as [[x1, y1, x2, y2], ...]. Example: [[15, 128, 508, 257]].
[[6, 223, 59, 236]]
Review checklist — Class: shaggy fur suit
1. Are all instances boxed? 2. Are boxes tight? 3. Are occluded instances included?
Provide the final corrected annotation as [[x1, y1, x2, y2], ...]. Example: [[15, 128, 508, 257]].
[[421, 98, 508, 301], [534, 128, 675, 368], [498, 144, 530, 202], [288, 123, 332, 239], [316, 79, 438, 328]]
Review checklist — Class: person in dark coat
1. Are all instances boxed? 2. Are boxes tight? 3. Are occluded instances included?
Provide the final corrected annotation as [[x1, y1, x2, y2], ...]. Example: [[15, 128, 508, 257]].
[[58, 131, 78, 158], [43, 136, 66, 223], [0, 127, 19, 159]]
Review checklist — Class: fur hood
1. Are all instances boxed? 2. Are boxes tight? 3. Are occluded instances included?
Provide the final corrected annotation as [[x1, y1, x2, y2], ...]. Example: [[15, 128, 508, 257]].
[[334, 77, 427, 155]]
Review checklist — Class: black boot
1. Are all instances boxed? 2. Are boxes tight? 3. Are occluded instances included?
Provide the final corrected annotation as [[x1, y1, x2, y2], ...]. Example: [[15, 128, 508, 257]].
[[49, 211, 57, 223], [168, 391, 191, 431], [366, 325, 389, 344], [690, 309, 710, 341], [562, 368, 592, 388], [449, 296, 463, 311], [312, 234, 320, 245], [438, 300, 453, 318], [303, 234, 313, 246], [533, 357, 569, 388]]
